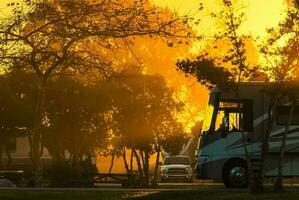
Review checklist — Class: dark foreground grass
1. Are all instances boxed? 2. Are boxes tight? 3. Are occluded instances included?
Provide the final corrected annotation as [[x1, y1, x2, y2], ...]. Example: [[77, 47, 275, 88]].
[[0, 190, 299, 200]]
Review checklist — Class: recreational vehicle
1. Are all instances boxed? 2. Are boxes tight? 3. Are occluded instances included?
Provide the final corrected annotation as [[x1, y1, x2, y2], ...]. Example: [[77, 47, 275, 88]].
[[195, 82, 299, 188]]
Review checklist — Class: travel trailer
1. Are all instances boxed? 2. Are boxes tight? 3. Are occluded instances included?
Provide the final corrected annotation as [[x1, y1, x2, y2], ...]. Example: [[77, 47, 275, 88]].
[[195, 82, 299, 188]]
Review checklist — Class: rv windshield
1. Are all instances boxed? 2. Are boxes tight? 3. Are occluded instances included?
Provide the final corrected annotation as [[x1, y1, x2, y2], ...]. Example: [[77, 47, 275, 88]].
[[202, 93, 217, 132]]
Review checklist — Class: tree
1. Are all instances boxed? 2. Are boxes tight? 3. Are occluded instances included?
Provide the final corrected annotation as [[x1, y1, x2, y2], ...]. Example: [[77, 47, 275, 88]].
[[40, 77, 111, 186], [260, 1, 299, 191], [0, 70, 111, 185], [177, 58, 235, 89], [177, 0, 259, 192], [43, 77, 107, 166], [0, 0, 192, 186], [102, 68, 185, 186], [0, 70, 35, 168]]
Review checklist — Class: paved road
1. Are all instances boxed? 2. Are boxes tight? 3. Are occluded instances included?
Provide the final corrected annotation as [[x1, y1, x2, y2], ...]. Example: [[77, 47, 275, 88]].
[[0, 182, 233, 192], [0, 182, 298, 192], [0, 187, 243, 192]]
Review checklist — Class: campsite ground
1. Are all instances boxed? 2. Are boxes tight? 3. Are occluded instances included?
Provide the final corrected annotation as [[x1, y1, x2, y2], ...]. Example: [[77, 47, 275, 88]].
[[0, 190, 299, 200], [1, 186, 299, 200]]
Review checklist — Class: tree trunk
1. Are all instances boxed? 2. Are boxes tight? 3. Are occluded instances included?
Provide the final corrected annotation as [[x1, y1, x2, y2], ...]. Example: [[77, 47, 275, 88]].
[[274, 102, 295, 191], [152, 145, 161, 186], [140, 150, 145, 171], [122, 147, 130, 174], [109, 153, 115, 174], [133, 148, 144, 181], [5, 145, 12, 167], [86, 152, 95, 173], [31, 77, 47, 187], [258, 94, 279, 192], [234, 86, 254, 192], [143, 151, 150, 187], [241, 130, 254, 191], [72, 154, 79, 167], [0, 143, 3, 170], [130, 148, 134, 172]]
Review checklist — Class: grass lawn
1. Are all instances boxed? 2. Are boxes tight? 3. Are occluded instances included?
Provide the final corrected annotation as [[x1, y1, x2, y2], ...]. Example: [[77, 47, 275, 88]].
[[0, 190, 299, 200]]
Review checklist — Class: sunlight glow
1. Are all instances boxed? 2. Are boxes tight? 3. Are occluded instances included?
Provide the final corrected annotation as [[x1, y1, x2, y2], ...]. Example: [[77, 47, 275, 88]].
[[152, 0, 288, 39], [174, 85, 204, 133]]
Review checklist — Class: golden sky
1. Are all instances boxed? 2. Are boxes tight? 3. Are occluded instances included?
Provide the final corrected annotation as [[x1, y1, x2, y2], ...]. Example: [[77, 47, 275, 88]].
[[151, 0, 287, 38]]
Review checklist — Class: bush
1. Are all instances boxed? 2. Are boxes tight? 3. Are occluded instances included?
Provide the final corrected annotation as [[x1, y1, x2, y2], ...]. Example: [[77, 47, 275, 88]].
[[46, 160, 96, 187]]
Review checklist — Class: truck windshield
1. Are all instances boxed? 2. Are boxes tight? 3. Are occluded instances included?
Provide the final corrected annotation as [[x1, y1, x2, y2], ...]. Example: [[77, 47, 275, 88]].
[[164, 157, 190, 165]]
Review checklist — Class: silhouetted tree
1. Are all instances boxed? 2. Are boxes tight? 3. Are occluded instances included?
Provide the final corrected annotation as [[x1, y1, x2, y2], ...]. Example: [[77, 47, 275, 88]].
[[260, 1, 299, 191], [177, 58, 234, 89], [103, 68, 185, 186], [177, 0, 259, 192], [0, 70, 36, 168], [43, 77, 107, 167]]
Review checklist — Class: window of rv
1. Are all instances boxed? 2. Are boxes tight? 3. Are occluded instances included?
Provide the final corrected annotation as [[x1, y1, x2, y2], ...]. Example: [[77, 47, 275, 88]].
[[202, 104, 214, 132], [277, 105, 299, 125], [213, 99, 253, 132], [202, 93, 218, 132], [214, 110, 241, 132]]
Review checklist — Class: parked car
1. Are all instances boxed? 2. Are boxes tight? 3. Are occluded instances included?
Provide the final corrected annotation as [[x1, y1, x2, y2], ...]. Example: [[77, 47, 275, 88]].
[[160, 155, 193, 183]]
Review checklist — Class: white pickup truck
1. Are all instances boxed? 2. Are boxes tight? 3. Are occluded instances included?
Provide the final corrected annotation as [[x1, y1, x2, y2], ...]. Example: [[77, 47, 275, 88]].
[[160, 155, 193, 183]]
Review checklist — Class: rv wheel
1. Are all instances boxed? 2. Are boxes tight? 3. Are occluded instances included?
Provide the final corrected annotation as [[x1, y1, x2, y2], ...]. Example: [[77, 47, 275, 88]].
[[222, 160, 248, 188]]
